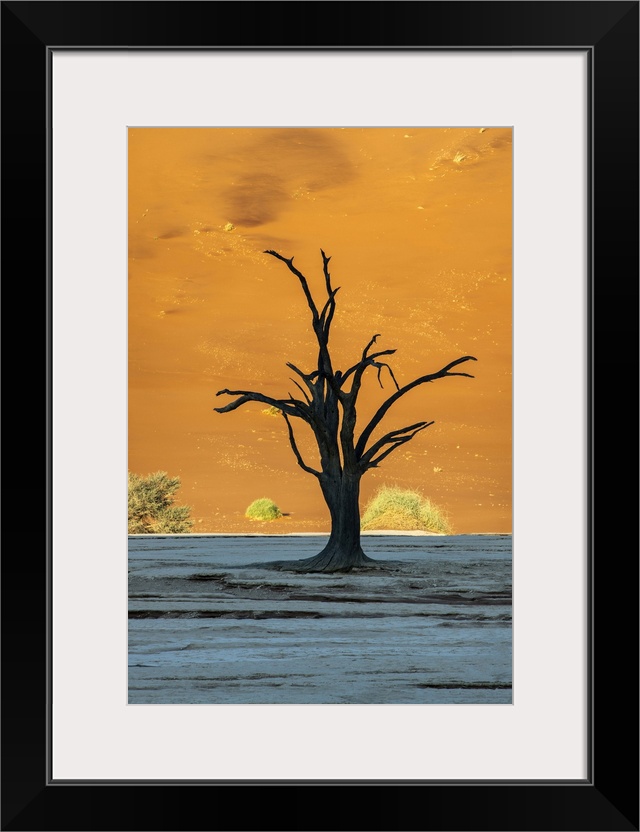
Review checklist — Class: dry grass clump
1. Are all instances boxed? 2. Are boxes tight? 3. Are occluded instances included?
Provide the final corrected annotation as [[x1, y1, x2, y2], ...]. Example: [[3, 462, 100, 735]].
[[360, 486, 452, 535], [245, 497, 283, 521], [128, 471, 194, 534], [262, 406, 282, 417]]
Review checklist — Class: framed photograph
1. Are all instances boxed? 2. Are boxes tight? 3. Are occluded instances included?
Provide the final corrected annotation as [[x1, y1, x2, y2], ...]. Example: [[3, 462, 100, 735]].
[[3, 2, 637, 830]]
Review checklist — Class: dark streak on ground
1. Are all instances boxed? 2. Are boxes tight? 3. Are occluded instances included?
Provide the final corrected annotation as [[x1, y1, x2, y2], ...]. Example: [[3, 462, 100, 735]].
[[415, 682, 512, 690], [128, 609, 511, 621]]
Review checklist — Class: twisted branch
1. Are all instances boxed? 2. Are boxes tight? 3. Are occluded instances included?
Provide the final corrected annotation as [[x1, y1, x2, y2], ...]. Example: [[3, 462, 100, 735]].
[[320, 249, 339, 335], [290, 378, 312, 405], [340, 335, 398, 399], [214, 389, 305, 421], [281, 412, 321, 478], [360, 421, 434, 469], [371, 361, 400, 391], [264, 250, 320, 324], [355, 356, 477, 458]]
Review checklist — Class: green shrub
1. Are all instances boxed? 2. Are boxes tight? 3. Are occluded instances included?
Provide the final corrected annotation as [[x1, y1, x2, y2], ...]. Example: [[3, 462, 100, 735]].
[[360, 485, 452, 535], [245, 497, 283, 521], [128, 471, 194, 534]]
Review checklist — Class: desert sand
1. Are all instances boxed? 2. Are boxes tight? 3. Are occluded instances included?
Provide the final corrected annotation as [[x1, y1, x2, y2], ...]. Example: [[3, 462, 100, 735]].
[[128, 127, 512, 534]]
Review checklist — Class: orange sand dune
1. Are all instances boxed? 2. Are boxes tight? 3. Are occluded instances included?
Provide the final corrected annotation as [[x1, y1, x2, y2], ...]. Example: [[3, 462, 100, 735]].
[[128, 127, 512, 534]]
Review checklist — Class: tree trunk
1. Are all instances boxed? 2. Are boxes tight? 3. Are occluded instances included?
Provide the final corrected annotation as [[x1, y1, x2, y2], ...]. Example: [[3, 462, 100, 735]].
[[291, 470, 375, 573]]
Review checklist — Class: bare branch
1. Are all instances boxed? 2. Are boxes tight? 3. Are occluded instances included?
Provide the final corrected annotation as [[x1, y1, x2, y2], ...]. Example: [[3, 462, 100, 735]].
[[264, 250, 320, 323], [214, 389, 302, 419], [338, 364, 358, 386], [370, 349, 397, 362], [320, 249, 332, 293], [371, 361, 400, 391], [365, 438, 412, 469], [339, 338, 397, 387], [286, 362, 321, 406], [344, 350, 398, 399], [319, 287, 340, 330], [290, 378, 312, 405], [320, 249, 339, 334], [355, 356, 477, 458], [286, 362, 318, 383], [365, 426, 434, 469], [266, 250, 337, 384], [363, 334, 381, 358], [282, 412, 321, 478], [360, 421, 433, 467]]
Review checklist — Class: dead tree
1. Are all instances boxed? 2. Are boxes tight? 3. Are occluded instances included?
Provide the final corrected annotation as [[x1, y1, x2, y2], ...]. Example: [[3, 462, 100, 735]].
[[215, 250, 476, 572]]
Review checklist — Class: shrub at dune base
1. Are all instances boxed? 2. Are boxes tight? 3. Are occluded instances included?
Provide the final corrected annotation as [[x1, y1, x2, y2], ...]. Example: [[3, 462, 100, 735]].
[[245, 498, 283, 521], [360, 486, 452, 535], [128, 471, 194, 534]]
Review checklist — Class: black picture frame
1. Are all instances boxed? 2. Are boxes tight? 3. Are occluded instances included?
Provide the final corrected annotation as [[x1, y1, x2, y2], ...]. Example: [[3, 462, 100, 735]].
[[2, 2, 638, 830]]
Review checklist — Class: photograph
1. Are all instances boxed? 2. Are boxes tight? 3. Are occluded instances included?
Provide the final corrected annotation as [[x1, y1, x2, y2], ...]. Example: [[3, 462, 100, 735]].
[[127, 126, 513, 705]]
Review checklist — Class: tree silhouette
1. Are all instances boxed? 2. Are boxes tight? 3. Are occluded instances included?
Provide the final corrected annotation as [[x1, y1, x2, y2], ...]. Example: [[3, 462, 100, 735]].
[[215, 250, 476, 572]]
